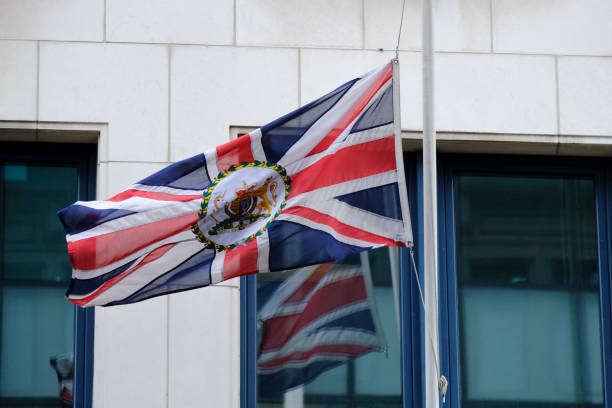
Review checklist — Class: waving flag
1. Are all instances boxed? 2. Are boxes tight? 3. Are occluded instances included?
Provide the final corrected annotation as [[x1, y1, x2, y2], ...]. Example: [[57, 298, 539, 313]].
[[256, 260, 386, 396], [50, 354, 74, 408], [58, 61, 413, 307]]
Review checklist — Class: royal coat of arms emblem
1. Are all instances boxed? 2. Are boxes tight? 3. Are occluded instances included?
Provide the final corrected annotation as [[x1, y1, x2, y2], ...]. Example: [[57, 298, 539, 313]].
[[192, 161, 291, 250]]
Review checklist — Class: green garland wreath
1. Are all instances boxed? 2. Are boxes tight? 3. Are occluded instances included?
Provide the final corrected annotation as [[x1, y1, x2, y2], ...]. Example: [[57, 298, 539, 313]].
[[192, 161, 291, 251]]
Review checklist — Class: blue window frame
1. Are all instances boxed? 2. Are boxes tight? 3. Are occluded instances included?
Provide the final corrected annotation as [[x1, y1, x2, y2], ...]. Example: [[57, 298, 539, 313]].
[[438, 154, 612, 408], [0, 142, 96, 408], [240, 152, 424, 408]]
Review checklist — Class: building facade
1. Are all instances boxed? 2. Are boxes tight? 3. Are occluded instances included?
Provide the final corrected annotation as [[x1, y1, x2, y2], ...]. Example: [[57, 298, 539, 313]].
[[0, 0, 611, 407]]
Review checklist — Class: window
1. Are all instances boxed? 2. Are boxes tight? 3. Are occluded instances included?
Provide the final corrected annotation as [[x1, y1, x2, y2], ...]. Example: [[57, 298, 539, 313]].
[[438, 155, 612, 408], [0, 142, 96, 408], [255, 248, 403, 408], [241, 153, 422, 408], [243, 153, 612, 407]]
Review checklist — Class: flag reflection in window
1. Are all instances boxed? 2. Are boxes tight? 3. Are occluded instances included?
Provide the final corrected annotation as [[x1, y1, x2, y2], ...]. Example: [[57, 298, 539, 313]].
[[256, 247, 402, 408]]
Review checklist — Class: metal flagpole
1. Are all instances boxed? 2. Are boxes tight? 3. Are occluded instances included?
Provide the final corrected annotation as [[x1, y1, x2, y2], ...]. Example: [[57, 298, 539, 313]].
[[394, 0, 445, 404], [422, 0, 445, 406]]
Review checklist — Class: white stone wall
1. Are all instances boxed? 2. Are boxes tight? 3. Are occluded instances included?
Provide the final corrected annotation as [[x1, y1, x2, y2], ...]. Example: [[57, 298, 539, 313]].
[[0, 1, 611, 407]]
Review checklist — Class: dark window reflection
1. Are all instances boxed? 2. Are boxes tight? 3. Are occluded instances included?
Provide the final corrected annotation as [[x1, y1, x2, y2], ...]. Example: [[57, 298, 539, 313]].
[[454, 174, 603, 407], [256, 248, 402, 408], [1, 164, 76, 407]]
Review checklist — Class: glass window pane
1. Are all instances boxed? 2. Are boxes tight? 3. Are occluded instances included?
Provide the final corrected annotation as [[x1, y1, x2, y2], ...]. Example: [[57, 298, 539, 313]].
[[454, 174, 603, 406], [1, 162, 78, 404], [3, 164, 77, 283], [256, 248, 402, 408], [303, 363, 348, 395], [0, 286, 74, 397], [353, 287, 402, 396]]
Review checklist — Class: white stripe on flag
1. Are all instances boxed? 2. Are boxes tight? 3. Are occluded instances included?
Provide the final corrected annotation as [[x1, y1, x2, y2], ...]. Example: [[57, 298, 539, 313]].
[[275, 213, 376, 249], [210, 250, 225, 284], [249, 128, 267, 162], [256, 229, 270, 274], [205, 148, 219, 180], [129, 184, 203, 196], [297, 198, 405, 241], [70, 195, 199, 212]]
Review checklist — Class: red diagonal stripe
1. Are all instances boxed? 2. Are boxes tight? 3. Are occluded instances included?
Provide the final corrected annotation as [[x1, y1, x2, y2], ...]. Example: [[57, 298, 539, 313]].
[[282, 206, 401, 247], [216, 133, 255, 174], [223, 238, 259, 281], [306, 64, 392, 156], [289, 136, 396, 197], [69, 243, 175, 306], [108, 189, 201, 202], [68, 213, 198, 270]]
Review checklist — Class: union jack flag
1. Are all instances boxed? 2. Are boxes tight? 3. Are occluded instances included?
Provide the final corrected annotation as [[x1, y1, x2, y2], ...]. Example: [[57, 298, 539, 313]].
[[256, 259, 386, 396], [58, 61, 412, 307]]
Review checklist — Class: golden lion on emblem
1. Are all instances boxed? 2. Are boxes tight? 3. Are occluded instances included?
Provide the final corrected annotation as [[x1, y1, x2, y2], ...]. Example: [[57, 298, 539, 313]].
[[213, 177, 279, 225]]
